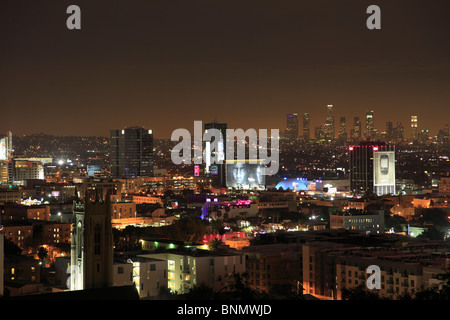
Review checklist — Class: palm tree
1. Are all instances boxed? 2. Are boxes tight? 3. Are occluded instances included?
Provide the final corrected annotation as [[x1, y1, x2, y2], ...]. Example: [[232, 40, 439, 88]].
[[37, 246, 48, 282], [37, 246, 48, 264], [208, 238, 223, 251]]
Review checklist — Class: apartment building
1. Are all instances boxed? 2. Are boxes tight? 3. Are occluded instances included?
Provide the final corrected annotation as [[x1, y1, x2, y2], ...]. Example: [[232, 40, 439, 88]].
[[242, 243, 303, 293], [302, 239, 450, 300], [140, 248, 245, 294]]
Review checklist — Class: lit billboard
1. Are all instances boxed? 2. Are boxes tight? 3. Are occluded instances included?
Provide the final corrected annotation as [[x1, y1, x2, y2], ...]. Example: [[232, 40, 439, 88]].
[[226, 161, 265, 189], [194, 165, 200, 177], [373, 151, 395, 186]]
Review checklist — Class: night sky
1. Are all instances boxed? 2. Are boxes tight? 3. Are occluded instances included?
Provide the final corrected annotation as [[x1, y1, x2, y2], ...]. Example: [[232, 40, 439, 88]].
[[1, 0, 449, 138]]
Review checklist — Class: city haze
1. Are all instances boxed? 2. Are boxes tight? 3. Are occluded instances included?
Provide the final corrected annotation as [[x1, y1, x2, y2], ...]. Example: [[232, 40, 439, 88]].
[[1, 0, 449, 138]]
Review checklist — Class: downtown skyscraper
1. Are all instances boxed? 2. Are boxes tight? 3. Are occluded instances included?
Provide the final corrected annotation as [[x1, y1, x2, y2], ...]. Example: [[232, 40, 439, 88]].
[[110, 127, 153, 178], [286, 113, 299, 140], [350, 117, 362, 140], [324, 105, 335, 140], [365, 110, 375, 139], [204, 121, 227, 187], [411, 115, 418, 141], [302, 113, 310, 141]]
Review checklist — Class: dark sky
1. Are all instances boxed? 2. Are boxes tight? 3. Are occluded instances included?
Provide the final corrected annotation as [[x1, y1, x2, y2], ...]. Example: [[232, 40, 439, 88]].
[[1, 0, 449, 138]]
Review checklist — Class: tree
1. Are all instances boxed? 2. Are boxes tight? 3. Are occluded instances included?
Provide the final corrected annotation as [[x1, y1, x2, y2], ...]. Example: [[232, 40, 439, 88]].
[[37, 246, 48, 263], [214, 273, 262, 300], [266, 283, 305, 300], [414, 270, 450, 300], [181, 283, 215, 300], [341, 284, 381, 300], [37, 246, 48, 281], [208, 238, 223, 251], [385, 213, 406, 233], [417, 226, 445, 241], [419, 208, 449, 227]]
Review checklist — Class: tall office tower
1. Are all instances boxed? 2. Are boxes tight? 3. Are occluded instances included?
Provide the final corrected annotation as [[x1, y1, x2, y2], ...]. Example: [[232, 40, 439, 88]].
[[204, 122, 227, 187], [419, 129, 430, 143], [324, 105, 335, 140], [110, 127, 153, 178], [302, 113, 310, 141], [350, 117, 362, 140], [365, 110, 374, 139], [286, 113, 299, 140], [70, 194, 114, 291], [314, 126, 322, 140], [386, 121, 394, 141], [0, 132, 12, 161], [0, 132, 13, 185], [349, 141, 396, 196], [411, 115, 418, 141], [338, 117, 347, 142], [395, 122, 404, 141], [437, 124, 449, 146]]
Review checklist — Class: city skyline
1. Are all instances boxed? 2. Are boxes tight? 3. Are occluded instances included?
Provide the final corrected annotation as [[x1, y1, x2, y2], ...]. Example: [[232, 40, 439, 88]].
[[1, 1, 449, 138], [2, 107, 447, 140]]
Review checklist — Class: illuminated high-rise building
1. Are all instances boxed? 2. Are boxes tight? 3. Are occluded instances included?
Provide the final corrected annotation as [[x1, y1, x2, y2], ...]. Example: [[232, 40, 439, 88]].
[[110, 127, 153, 178], [350, 117, 361, 140], [338, 117, 347, 142], [286, 113, 299, 140], [302, 113, 310, 141], [349, 141, 395, 196], [324, 105, 335, 140], [419, 129, 430, 143], [0, 131, 12, 161], [0, 132, 13, 185], [411, 115, 418, 140], [394, 122, 404, 141], [365, 110, 374, 139], [204, 122, 227, 187], [437, 124, 449, 146], [386, 122, 393, 141]]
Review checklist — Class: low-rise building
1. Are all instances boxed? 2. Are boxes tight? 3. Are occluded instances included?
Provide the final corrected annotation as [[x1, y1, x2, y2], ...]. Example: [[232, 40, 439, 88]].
[[111, 201, 136, 220], [1, 221, 33, 249], [131, 195, 163, 205], [2, 203, 51, 221], [140, 248, 245, 294], [41, 222, 72, 245], [330, 210, 385, 234]]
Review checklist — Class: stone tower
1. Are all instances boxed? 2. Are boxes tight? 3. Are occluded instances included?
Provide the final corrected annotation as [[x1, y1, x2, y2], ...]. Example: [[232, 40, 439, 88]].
[[70, 191, 113, 290]]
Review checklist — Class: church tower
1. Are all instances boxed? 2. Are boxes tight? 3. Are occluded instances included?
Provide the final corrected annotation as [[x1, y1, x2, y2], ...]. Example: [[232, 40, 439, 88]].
[[70, 191, 114, 290]]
